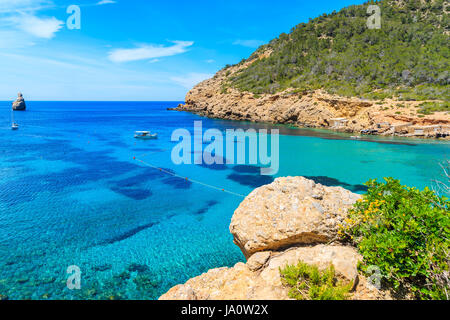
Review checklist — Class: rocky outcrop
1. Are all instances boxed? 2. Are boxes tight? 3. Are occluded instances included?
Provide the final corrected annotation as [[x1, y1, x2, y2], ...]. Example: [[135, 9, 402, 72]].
[[160, 177, 391, 300], [160, 244, 388, 300], [173, 57, 450, 139], [12, 92, 26, 111], [230, 177, 361, 258], [159, 245, 358, 300]]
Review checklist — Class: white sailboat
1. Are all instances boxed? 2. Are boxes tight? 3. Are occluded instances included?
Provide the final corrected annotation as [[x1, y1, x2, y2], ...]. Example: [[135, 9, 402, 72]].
[[11, 108, 18, 130]]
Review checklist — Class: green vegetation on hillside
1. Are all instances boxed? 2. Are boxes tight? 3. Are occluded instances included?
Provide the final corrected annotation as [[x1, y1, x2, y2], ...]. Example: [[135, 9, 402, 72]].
[[227, 0, 449, 105], [280, 261, 352, 300], [418, 101, 450, 114], [340, 178, 449, 300]]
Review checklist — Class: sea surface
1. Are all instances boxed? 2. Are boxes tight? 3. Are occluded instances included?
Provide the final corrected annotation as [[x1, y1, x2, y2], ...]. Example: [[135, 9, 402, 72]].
[[0, 101, 448, 300]]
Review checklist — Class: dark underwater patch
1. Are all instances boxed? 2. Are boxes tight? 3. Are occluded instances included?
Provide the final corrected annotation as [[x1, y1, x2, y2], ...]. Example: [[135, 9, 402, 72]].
[[196, 161, 228, 171], [193, 151, 230, 171], [100, 222, 156, 246], [93, 264, 112, 272], [161, 176, 192, 189], [110, 186, 152, 200], [133, 273, 161, 291], [0, 136, 151, 207], [110, 166, 189, 195], [0, 135, 160, 207], [195, 153, 229, 171], [159, 167, 176, 174], [304, 176, 368, 192], [132, 148, 165, 153], [193, 200, 219, 215], [227, 173, 274, 188], [231, 165, 261, 174], [113, 169, 166, 188], [128, 263, 150, 273]]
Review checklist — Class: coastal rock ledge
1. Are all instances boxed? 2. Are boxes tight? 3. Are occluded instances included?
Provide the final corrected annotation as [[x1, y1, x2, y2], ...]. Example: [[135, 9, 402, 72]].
[[160, 177, 390, 300], [173, 56, 450, 139]]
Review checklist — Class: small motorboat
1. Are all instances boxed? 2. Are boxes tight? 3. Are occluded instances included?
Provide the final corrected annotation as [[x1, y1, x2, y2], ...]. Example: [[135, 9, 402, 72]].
[[350, 136, 362, 140], [134, 131, 158, 140]]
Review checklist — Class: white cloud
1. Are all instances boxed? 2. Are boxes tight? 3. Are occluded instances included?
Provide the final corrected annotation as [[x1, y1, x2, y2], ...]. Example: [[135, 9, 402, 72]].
[[0, 0, 51, 13], [171, 73, 213, 89], [108, 41, 194, 63], [205, 59, 215, 64], [96, 0, 116, 5], [13, 14, 63, 39], [233, 39, 265, 48], [0, 1, 62, 43]]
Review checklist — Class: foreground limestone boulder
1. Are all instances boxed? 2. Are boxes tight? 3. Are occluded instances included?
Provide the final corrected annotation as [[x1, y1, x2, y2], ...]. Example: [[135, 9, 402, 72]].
[[230, 177, 361, 258], [159, 177, 391, 300], [160, 245, 386, 300], [12, 92, 26, 111]]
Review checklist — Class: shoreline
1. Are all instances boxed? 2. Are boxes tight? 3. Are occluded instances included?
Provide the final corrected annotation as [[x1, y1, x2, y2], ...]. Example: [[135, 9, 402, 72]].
[[170, 107, 450, 144], [173, 101, 450, 141], [172, 56, 450, 141]]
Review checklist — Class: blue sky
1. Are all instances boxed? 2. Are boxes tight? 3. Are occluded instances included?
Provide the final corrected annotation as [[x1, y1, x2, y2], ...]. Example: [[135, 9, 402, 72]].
[[0, 0, 367, 101]]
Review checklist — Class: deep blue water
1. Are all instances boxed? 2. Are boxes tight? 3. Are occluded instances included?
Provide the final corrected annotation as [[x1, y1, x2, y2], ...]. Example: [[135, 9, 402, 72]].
[[0, 101, 448, 300]]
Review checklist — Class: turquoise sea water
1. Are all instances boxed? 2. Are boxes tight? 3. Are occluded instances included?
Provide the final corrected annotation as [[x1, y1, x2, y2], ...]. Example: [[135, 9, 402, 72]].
[[0, 101, 448, 300]]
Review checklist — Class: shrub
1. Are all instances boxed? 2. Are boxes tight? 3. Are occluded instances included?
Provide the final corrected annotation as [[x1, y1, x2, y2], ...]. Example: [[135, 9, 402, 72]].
[[280, 261, 352, 300], [220, 84, 230, 94], [418, 101, 450, 115], [227, 0, 449, 101], [340, 178, 449, 300]]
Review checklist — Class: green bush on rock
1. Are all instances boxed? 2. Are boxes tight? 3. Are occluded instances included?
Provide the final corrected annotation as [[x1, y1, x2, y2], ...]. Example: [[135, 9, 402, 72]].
[[280, 261, 352, 300], [340, 178, 449, 300]]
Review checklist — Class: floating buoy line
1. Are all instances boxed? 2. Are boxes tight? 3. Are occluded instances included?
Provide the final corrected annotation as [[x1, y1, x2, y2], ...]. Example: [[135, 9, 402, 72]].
[[6, 122, 246, 198], [134, 157, 246, 198]]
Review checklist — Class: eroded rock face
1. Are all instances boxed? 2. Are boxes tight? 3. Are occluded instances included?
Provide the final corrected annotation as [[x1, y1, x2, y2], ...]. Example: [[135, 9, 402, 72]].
[[12, 92, 26, 111], [174, 56, 450, 138], [159, 245, 387, 300], [230, 177, 361, 258]]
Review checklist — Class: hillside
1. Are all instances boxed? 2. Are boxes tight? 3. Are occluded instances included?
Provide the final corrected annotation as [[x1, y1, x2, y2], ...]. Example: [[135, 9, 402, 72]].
[[175, 0, 450, 138], [230, 0, 449, 102]]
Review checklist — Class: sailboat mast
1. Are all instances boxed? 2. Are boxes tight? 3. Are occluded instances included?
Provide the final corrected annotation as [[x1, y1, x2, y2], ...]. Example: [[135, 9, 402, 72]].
[[11, 107, 14, 124]]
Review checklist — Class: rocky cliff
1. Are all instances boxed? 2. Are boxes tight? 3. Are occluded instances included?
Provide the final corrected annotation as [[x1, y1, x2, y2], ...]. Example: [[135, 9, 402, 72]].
[[160, 177, 391, 300], [174, 0, 450, 139], [174, 59, 450, 138], [12, 92, 26, 111]]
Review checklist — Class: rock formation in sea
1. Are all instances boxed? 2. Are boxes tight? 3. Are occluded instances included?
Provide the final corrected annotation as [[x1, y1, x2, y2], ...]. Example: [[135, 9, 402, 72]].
[[160, 177, 391, 300], [12, 92, 26, 111]]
